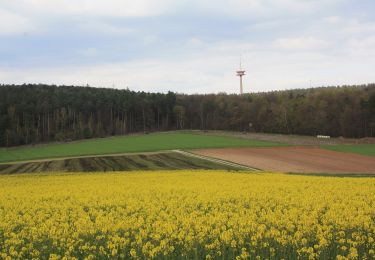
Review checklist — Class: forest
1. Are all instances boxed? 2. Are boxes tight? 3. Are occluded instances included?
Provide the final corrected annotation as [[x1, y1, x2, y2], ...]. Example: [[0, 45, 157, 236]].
[[1, 83, 375, 147]]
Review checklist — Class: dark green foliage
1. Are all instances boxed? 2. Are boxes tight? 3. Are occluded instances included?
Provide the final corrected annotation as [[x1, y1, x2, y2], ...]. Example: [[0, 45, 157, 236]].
[[1, 83, 374, 147], [0, 84, 177, 146], [179, 85, 375, 137]]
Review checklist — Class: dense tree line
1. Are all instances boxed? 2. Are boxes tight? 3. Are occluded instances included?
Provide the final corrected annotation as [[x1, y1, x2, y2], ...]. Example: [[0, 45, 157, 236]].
[[1, 83, 374, 146]]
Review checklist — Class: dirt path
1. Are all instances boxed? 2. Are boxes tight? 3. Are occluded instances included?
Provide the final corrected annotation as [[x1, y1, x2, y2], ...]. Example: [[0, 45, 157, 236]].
[[192, 147, 375, 174]]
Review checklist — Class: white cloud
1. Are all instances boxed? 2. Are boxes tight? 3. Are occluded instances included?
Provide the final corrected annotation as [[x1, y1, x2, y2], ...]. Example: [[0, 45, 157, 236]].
[[272, 37, 331, 51], [344, 21, 375, 34], [0, 0, 374, 94], [186, 38, 205, 47], [3, 0, 183, 17], [80, 47, 99, 57], [188, 0, 347, 18], [323, 16, 341, 24], [346, 36, 375, 57], [211, 41, 258, 53], [2, 0, 348, 20], [78, 20, 135, 35], [142, 35, 160, 45], [1, 44, 374, 95], [0, 9, 34, 35], [349, 36, 375, 49], [0, 58, 232, 93]]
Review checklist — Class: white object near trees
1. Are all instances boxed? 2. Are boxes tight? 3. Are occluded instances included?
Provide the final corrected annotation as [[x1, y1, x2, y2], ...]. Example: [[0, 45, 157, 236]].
[[317, 135, 330, 139]]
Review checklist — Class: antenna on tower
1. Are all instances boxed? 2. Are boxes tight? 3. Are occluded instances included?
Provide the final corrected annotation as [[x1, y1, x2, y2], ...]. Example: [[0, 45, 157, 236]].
[[236, 57, 246, 95]]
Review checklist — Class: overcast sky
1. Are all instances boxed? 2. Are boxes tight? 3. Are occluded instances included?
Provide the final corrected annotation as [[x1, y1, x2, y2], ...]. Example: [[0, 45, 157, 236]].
[[0, 0, 374, 94]]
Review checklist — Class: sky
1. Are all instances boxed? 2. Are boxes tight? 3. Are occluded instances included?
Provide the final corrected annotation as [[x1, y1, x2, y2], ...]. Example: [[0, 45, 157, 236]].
[[0, 0, 374, 94]]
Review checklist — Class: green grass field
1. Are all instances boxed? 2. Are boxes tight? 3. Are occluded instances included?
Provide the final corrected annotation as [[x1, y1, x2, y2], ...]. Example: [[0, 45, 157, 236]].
[[0, 132, 285, 163], [322, 144, 375, 157]]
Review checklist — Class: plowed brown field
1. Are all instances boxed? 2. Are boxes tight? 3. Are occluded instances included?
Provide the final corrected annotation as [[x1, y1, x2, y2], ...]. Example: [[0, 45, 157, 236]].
[[192, 147, 375, 174]]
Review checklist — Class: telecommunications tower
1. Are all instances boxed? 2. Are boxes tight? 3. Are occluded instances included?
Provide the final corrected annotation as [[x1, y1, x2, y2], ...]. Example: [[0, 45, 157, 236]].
[[236, 59, 246, 95]]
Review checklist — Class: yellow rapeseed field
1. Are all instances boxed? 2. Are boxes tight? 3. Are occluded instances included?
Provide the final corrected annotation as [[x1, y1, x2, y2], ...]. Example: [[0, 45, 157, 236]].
[[0, 170, 375, 259]]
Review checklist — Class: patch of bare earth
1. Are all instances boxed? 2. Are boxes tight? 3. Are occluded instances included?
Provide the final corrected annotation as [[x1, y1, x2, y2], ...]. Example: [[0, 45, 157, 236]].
[[192, 147, 375, 174]]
